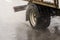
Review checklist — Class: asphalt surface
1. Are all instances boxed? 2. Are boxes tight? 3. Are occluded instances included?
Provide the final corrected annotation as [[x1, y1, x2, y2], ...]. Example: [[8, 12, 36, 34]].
[[15, 12, 60, 40], [17, 23, 60, 40]]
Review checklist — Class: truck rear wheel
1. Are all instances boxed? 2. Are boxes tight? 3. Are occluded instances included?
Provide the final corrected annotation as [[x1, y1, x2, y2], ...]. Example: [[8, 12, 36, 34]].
[[26, 3, 50, 29]]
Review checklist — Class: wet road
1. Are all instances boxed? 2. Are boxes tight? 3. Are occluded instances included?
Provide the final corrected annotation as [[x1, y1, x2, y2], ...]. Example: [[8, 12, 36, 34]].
[[16, 19, 60, 40], [14, 5, 60, 40], [0, 7, 60, 40], [0, 0, 60, 40]]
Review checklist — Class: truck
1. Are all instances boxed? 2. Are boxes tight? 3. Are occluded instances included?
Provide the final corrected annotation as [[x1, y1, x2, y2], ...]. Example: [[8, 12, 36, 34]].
[[26, 0, 60, 29]]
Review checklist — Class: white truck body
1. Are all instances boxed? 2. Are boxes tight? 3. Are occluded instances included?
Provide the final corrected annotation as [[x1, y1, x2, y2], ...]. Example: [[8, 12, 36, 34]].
[[44, 0, 60, 9], [58, 0, 60, 8], [43, 0, 54, 3]]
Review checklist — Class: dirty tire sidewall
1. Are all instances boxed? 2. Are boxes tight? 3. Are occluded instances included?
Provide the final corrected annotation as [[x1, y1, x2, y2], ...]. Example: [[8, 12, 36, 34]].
[[27, 3, 50, 29]]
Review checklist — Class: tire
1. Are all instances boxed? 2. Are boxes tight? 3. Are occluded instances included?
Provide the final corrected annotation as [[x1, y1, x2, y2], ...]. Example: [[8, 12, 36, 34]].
[[26, 3, 50, 29]]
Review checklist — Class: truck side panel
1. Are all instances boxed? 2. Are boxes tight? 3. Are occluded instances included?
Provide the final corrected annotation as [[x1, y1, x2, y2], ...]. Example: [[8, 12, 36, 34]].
[[32, 0, 57, 8], [26, 0, 59, 9]]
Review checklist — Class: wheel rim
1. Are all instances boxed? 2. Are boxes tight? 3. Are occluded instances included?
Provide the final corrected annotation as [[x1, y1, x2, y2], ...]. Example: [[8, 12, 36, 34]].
[[30, 10, 37, 27]]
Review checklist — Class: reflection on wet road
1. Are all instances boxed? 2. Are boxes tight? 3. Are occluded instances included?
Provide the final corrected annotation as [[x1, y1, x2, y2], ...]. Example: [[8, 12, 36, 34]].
[[13, 6, 60, 40], [16, 22, 60, 40]]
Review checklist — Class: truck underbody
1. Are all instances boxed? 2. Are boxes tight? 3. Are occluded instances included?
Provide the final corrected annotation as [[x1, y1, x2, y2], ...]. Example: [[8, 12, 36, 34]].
[[36, 4, 60, 16]]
